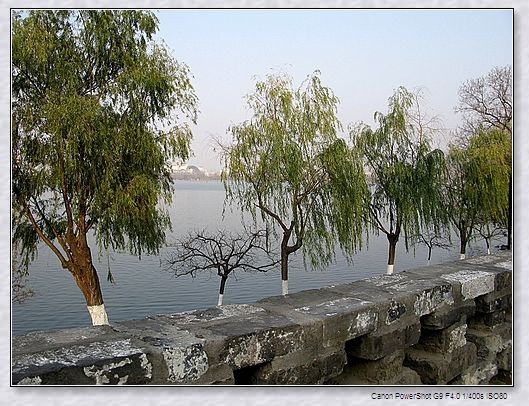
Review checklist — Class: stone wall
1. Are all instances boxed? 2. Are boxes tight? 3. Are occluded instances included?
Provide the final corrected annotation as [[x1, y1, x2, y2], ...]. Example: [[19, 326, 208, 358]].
[[12, 252, 512, 385]]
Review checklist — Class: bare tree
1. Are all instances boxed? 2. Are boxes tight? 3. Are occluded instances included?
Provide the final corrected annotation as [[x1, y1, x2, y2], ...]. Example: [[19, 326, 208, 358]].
[[410, 228, 452, 265], [473, 221, 506, 255], [163, 229, 279, 306], [455, 65, 512, 138]]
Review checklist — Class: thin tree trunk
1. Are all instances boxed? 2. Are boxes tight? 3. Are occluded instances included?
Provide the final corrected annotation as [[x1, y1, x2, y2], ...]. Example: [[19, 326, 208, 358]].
[[386, 234, 398, 275], [460, 232, 467, 260], [280, 229, 293, 296], [218, 276, 228, 306], [281, 249, 289, 295], [485, 237, 491, 255]]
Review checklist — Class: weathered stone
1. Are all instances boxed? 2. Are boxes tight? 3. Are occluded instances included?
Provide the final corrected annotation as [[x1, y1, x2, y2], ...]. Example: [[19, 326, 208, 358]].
[[328, 355, 422, 385], [346, 318, 421, 360], [450, 361, 498, 385], [470, 310, 507, 327], [343, 350, 405, 383], [442, 269, 495, 300], [249, 347, 347, 384], [475, 291, 511, 314], [414, 317, 467, 354], [192, 363, 234, 385], [13, 338, 155, 385], [404, 342, 477, 384], [496, 343, 512, 371], [466, 323, 511, 361], [421, 300, 475, 330], [489, 369, 512, 385]]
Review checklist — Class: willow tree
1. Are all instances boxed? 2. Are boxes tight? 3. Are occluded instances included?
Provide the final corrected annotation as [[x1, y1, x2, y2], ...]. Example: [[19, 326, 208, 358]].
[[352, 87, 446, 274], [12, 11, 198, 325], [455, 65, 512, 249], [222, 72, 367, 295], [445, 127, 511, 258]]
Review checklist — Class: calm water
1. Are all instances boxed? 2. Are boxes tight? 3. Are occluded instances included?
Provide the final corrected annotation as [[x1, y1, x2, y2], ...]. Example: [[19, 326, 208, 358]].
[[12, 181, 494, 336]]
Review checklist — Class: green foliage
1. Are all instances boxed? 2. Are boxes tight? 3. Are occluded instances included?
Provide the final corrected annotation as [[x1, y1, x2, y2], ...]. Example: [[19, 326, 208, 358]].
[[445, 127, 511, 253], [222, 72, 367, 272], [12, 10, 198, 268], [351, 87, 446, 261]]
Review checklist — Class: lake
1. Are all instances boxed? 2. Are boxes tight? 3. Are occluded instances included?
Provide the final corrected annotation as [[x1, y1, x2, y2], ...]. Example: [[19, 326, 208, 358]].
[[11, 181, 494, 336]]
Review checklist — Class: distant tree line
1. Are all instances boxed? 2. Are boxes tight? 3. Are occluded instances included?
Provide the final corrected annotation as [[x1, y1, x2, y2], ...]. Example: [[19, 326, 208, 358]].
[[12, 10, 511, 323]]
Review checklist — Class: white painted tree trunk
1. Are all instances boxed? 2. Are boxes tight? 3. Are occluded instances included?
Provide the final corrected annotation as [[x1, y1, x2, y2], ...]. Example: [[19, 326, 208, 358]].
[[217, 293, 224, 307], [282, 280, 288, 295], [386, 264, 394, 275], [460, 253, 466, 260], [87, 304, 109, 326], [487, 248, 491, 255]]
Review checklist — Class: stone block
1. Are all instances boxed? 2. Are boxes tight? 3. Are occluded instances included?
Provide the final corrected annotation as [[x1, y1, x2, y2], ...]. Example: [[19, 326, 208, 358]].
[[404, 342, 477, 384], [414, 317, 467, 354], [13, 337, 155, 385], [421, 300, 475, 330], [327, 357, 422, 385], [449, 361, 498, 385], [346, 318, 421, 360], [489, 369, 512, 385], [192, 363, 234, 385], [475, 290, 511, 314], [248, 347, 347, 385], [470, 310, 507, 327], [466, 323, 511, 362], [496, 343, 512, 371], [345, 350, 405, 383], [441, 269, 495, 300]]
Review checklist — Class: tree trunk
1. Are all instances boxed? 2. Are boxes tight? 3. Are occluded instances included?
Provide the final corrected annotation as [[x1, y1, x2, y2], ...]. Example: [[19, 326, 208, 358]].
[[427, 246, 432, 264], [280, 229, 293, 296], [460, 234, 467, 260], [485, 237, 491, 255], [218, 276, 228, 306], [281, 248, 289, 295], [70, 262, 108, 325], [386, 233, 398, 275], [67, 237, 108, 325]]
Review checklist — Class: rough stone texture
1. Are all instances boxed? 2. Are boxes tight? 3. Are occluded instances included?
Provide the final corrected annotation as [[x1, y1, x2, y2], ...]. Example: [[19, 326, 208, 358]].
[[466, 322, 512, 362], [421, 300, 476, 330], [12, 252, 511, 385], [442, 270, 495, 300], [345, 317, 421, 360], [475, 290, 511, 313], [450, 361, 498, 385], [414, 317, 468, 354], [405, 342, 478, 384], [326, 350, 420, 385], [248, 347, 347, 385]]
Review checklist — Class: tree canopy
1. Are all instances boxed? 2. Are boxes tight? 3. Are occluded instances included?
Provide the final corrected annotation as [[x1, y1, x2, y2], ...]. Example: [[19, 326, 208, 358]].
[[445, 127, 511, 258], [222, 71, 367, 294], [455, 65, 512, 138], [351, 87, 446, 273], [12, 10, 198, 324]]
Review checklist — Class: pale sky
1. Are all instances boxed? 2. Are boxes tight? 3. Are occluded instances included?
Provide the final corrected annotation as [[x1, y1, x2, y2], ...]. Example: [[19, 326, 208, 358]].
[[154, 9, 512, 172]]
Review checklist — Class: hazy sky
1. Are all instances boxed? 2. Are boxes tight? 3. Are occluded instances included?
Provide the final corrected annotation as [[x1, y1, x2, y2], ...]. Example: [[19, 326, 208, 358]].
[[155, 9, 513, 172]]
